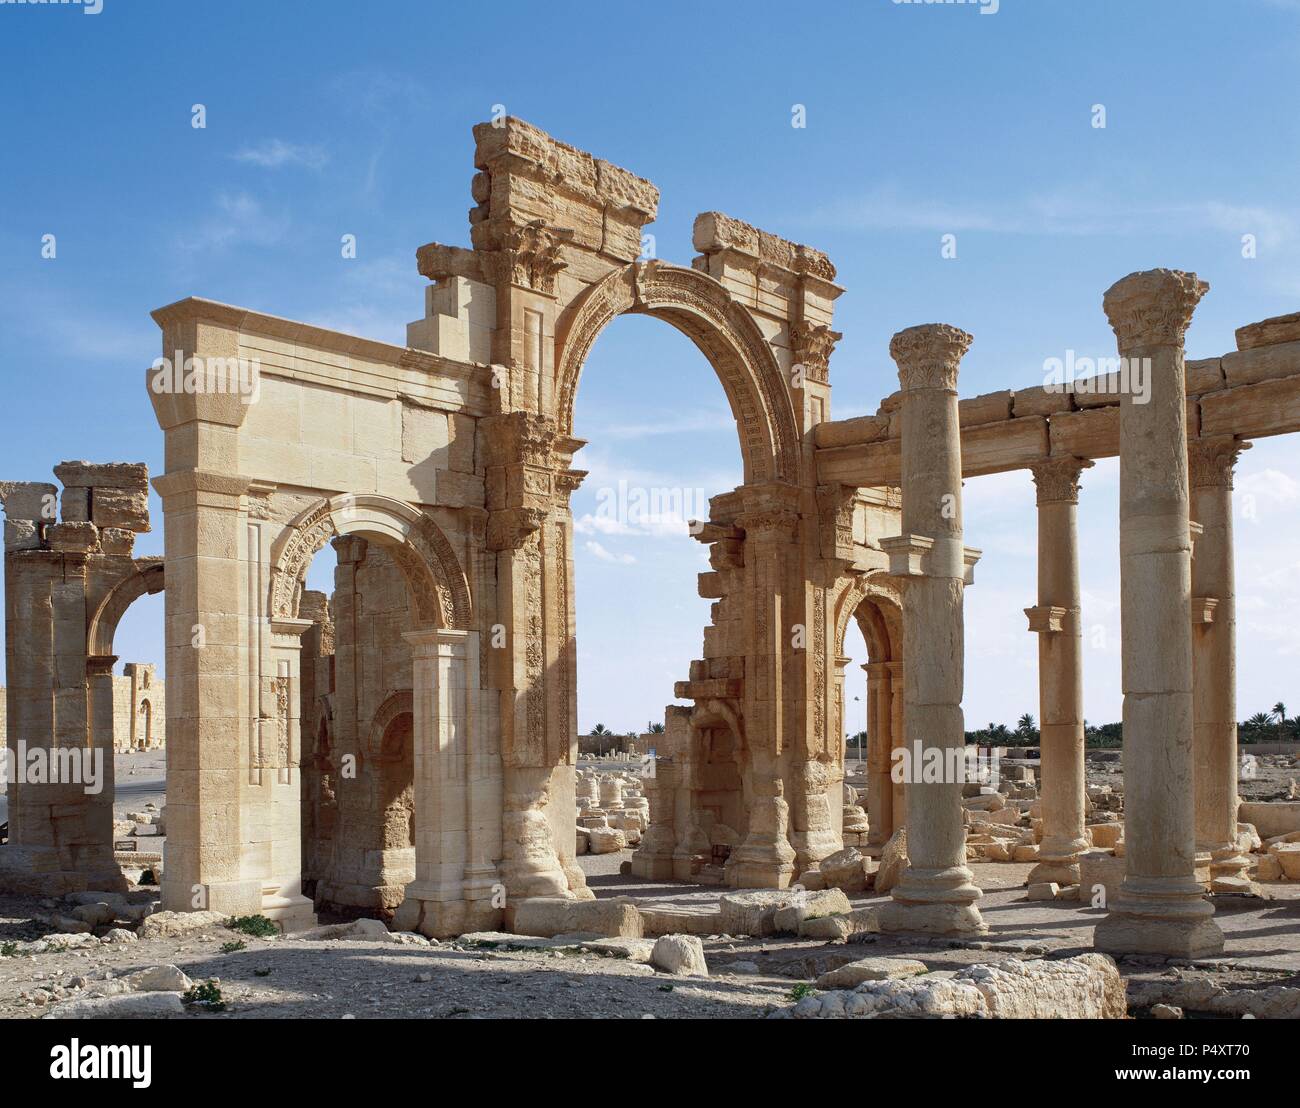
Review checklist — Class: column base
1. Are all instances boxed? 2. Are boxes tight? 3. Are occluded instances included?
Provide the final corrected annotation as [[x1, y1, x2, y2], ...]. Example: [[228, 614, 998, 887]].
[[1093, 876, 1224, 958], [631, 853, 675, 880], [1208, 844, 1258, 896], [394, 888, 502, 939], [725, 861, 794, 890], [879, 864, 986, 936]]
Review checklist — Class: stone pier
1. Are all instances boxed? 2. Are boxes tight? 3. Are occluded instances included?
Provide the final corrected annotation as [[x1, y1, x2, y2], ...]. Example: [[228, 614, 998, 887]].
[[878, 324, 985, 936], [1094, 269, 1224, 959], [1025, 456, 1093, 889]]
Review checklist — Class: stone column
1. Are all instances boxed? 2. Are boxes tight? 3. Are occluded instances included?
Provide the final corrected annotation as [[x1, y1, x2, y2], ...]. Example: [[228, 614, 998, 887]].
[[886, 660, 906, 832], [1094, 268, 1224, 959], [1025, 456, 1093, 888], [878, 324, 985, 936], [1190, 436, 1256, 895], [865, 661, 893, 848]]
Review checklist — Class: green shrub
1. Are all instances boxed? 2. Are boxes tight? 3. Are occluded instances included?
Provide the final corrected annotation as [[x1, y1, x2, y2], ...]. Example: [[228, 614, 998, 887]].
[[220, 940, 246, 954], [226, 915, 278, 938], [182, 979, 226, 1012]]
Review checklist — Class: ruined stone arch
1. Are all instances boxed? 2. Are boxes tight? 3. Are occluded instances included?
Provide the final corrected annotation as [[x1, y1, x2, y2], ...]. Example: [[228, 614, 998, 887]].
[[87, 558, 164, 657], [554, 261, 801, 485], [365, 688, 415, 760], [268, 493, 472, 630], [833, 570, 903, 662]]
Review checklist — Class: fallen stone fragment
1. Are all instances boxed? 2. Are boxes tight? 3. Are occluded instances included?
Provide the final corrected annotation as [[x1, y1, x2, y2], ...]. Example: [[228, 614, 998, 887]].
[[46, 993, 186, 1019], [138, 910, 226, 939], [124, 964, 193, 993], [815, 957, 928, 990], [650, 934, 708, 976]]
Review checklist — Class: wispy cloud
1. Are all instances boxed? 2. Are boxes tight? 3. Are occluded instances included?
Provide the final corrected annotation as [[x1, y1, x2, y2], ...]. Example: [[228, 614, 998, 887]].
[[584, 540, 637, 565], [809, 183, 1299, 250], [232, 139, 328, 171], [175, 191, 289, 253]]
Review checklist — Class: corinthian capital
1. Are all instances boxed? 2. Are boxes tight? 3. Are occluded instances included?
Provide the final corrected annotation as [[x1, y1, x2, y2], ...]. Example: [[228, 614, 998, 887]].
[[1188, 436, 1251, 490], [889, 323, 973, 392], [1029, 456, 1094, 505], [1102, 268, 1208, 351]]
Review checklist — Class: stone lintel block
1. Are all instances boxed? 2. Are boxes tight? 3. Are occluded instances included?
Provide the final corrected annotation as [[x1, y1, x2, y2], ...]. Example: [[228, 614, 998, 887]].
[[4, 518, 41, 551], [99, 528, 136, 557], [1025, 604, 1068, 634], [698, 571, 725, 599], [1235, 311, 1300, 351], [1221, 339, 1300, 388], [60, 486, 90, 522], [47, 521, 100, 553], [1191, 596, 1218, 624], [90, 487, 150, 533], [959, 390, 1013, 427], [1186, 358, 1224, 394], [53, 461, 149, 491], [1013, 385, 1074, 418], [674, 678, 742, 700], [0, 480, 59, 522], [812, 414, 891, 449]]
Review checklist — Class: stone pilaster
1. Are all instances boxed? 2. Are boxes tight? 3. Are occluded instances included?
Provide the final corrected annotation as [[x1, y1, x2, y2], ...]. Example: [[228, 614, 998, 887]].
[[878, 323, 986, 936], [1094, 269, 1224, 959], [1025, 456, 1093, 888], [1189, 436, 1257, 896]]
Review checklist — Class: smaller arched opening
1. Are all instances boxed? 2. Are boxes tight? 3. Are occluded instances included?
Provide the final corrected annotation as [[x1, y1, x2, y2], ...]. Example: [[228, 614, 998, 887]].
[[835, 575, 904, 853], [689, 698, 748, 880], [269, 494, 473, 919]]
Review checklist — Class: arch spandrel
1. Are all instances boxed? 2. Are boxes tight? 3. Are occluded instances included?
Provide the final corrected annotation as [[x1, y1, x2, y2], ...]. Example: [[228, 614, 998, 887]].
[[554, 261, 801, 486], [87, 559, 165, 658], [833, 571, 903, 662], [268, 493, 472, 630]]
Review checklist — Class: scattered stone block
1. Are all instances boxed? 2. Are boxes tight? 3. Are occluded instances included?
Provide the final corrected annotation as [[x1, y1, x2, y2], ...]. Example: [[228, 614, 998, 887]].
[[650, 934, 708, 976], [815, 956, 928, 989]]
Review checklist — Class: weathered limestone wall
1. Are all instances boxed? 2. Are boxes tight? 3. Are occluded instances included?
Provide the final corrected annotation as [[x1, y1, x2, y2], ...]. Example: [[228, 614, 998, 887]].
[[0, 462, 157, 894]]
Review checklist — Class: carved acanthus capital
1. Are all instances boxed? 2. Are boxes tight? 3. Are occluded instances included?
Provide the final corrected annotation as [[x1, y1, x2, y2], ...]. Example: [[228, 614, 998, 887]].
[[792, 320, 842, 384], [889, 323, 973, 392], [1030, 456, 1094, 505], [815, 483, 856, 563], [487, 506, 547, 552], [1103, 268, 1208, 351], [554, 469, 587, 505], [485, 219, 572, 295], [737, 509, 800, 543], [1188, 437, 1250, 490]]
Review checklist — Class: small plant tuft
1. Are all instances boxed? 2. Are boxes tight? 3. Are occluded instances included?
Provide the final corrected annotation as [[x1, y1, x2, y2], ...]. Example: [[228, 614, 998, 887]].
[[788, 982, 816, 1002], [220, 939, 246, 954], [226, 914, 278, 939], [182, 979, 227, 1012]]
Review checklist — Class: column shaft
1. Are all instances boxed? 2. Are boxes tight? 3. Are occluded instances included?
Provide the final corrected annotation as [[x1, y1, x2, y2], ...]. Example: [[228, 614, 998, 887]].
[[1094, 268, 1224, 959], [1190, 438, 1255, 894], [878, 323, 985, 936], [1026, 458, 1092, 888]]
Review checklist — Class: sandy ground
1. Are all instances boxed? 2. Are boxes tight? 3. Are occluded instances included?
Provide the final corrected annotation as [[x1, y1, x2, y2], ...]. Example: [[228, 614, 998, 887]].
[[1, 856, 1298, 1019]]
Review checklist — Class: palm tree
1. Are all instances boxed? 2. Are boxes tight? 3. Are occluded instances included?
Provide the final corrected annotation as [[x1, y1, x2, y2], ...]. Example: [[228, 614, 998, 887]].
[[647, 722, 665, 734], [1274, 702, 1289, 741], [591, 723, 610, 756], [1016, 713, 1037, 740]]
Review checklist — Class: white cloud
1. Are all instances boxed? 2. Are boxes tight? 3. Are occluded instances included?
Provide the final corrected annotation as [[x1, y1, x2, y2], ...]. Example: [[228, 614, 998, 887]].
[[232, 140, 329, 171], [176, 191, 289, 253], [584, 541, 637, 565]]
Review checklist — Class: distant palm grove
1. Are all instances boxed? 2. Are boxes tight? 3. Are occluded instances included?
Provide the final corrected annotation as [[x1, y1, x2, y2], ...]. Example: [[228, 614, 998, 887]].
[[841, 702, 1298, 757]]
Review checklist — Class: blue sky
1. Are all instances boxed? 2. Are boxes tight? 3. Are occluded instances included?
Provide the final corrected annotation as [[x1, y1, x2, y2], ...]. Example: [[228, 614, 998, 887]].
[[1, 0, 1298, 733]]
